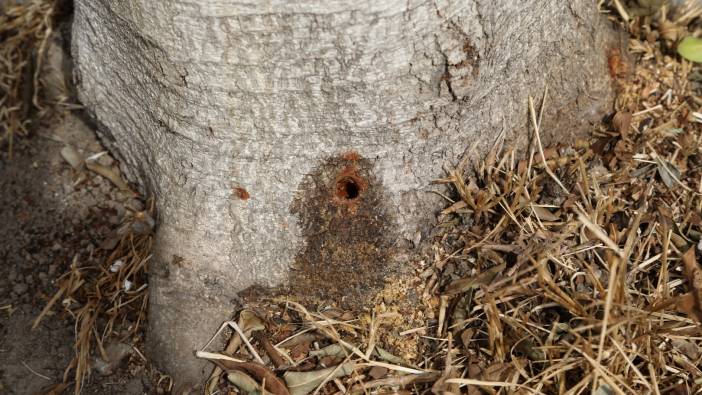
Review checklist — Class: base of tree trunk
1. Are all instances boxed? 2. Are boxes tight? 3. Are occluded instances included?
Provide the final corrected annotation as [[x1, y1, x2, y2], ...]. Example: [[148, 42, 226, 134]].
[[72, 0, 624, 384]]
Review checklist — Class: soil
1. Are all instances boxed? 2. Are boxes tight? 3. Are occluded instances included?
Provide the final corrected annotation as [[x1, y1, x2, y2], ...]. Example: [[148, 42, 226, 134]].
[[0, 111, 155, 394]]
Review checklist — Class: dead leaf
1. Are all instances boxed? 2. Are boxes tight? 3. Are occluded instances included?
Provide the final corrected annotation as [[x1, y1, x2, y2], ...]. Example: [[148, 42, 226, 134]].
[[227, 370, 261, 393], [442, 263, 506, 296], [212, 359, 290, 395], [283, 363, 355, 395], [309, 344, 346, 359], [85, 161, 133, 193], [612, 112, 632, 138], [290, 341, 311, 362], [671, 339, 700, 360], [460, 328, 475, 349], [368, 366, 388, 379], [375, 347, 408, 366], [240, 310, 266, 333], [531, 205, 560, 222], [255, 332, 286, 368], [656, 158, 681, 189], [679, 248, 702, 322]]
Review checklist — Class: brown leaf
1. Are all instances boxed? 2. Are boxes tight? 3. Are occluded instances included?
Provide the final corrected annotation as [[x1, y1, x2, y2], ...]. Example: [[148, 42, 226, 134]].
[[368, 366, 388, 379], [442, 263, 506, 296], [612, 112, 632, 138], [212, 360, 290, 395], [460, 328, 475, 349], [531, 205, 560, 222], [284, 363, 355, 395], [671, 339, 700, 360], [290, 340, 311, 362], [85, 161, 134, 193], [679, 248, 702, 322], [255, 332, 287, 369]]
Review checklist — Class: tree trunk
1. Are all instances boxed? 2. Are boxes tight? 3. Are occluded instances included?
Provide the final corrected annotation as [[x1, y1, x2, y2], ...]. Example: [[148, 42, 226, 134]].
[[72, 0, 621, 384]]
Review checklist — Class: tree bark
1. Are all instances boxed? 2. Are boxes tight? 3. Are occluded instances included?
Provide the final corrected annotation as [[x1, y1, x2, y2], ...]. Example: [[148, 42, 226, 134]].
[[72, 0, 621, 384]]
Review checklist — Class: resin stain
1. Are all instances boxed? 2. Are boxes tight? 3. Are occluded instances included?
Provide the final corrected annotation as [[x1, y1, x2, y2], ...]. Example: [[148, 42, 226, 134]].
[[287, 151, 398, 309]]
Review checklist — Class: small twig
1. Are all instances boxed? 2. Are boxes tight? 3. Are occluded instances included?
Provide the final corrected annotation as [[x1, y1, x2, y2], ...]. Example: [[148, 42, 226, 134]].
[[22, 361, 52, 381]]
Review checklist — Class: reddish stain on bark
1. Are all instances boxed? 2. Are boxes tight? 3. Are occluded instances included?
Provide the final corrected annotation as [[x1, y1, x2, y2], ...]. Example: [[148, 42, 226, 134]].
[[341, 150, 361, 161], [607, 47, 627, 79], [241, 150, 400, 310], [333, 153, 368, 210], [233, 187, 250, 200]]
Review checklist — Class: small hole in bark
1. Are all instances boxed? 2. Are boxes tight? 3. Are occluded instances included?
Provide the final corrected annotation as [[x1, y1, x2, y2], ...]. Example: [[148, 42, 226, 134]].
[[337, 177, 360, 200]]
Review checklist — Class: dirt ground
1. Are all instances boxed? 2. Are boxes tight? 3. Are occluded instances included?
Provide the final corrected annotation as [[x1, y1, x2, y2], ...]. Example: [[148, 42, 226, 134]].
[[0, 17, 158, 391], [0, 111, 154, 394]]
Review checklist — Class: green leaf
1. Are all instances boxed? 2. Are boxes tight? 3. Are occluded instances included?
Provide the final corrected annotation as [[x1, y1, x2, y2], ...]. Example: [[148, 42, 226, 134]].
[[678, 37, 702, 63]]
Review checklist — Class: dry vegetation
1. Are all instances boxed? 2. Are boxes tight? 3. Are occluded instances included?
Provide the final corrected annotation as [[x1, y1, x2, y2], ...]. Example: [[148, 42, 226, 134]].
[[1, 1, 155, 394], [32, 206, 154, 394], [4, 0, 702, 394], [0, 0, 58, 156]]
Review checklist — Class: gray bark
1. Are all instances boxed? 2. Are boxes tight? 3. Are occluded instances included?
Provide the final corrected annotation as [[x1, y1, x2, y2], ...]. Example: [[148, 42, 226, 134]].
[[72, 0, 620, 385]]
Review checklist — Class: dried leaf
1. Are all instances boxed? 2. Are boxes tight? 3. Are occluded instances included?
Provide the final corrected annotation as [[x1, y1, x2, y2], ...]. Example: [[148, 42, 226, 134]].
[[240, 310, 266, 333], [671, 339, 700, 360], [309, 344, 346, 359], [227, 370, 262, 394], [679, 248, 702, 322], [375, 347, 407, 366], [211, 359, 290, 395], [85, 161, 133, 192], [368, 366, 388, 379], [531, 205, 559, 222], [290, 341, 311, 361], [256, 332, 286, 368], [656, 158, 681, 189], [442, 263, 506, 296], [593, 384, 615, 395], [612, 111, 632, 138], [283, 363, 355, 395]]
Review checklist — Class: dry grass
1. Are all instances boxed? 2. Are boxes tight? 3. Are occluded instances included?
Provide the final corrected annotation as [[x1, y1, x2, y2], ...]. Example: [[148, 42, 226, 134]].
[[0, 0, 58, 157], [33, 205, 154, 394]]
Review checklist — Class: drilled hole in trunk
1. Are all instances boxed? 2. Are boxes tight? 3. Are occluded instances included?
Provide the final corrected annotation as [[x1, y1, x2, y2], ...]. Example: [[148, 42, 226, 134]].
[[337, 177, 360, 200]]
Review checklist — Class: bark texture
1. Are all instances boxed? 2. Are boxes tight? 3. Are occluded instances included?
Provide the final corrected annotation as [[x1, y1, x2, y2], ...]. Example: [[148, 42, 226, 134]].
[[72, 0, 621, 384]]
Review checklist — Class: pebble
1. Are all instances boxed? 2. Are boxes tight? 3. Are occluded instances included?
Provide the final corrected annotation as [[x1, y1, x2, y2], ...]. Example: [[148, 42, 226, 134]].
[[12, 283, 28, 295], [92, 342, 132, 376]]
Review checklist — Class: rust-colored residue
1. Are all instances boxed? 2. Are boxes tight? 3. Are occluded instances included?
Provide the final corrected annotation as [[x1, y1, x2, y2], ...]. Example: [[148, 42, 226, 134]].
[[233, 187, 250, 200], [283, 151, 397, 309], [607, 47, 627, 80], [334, 165, 367, 206], [341, 150, 361, 161]]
